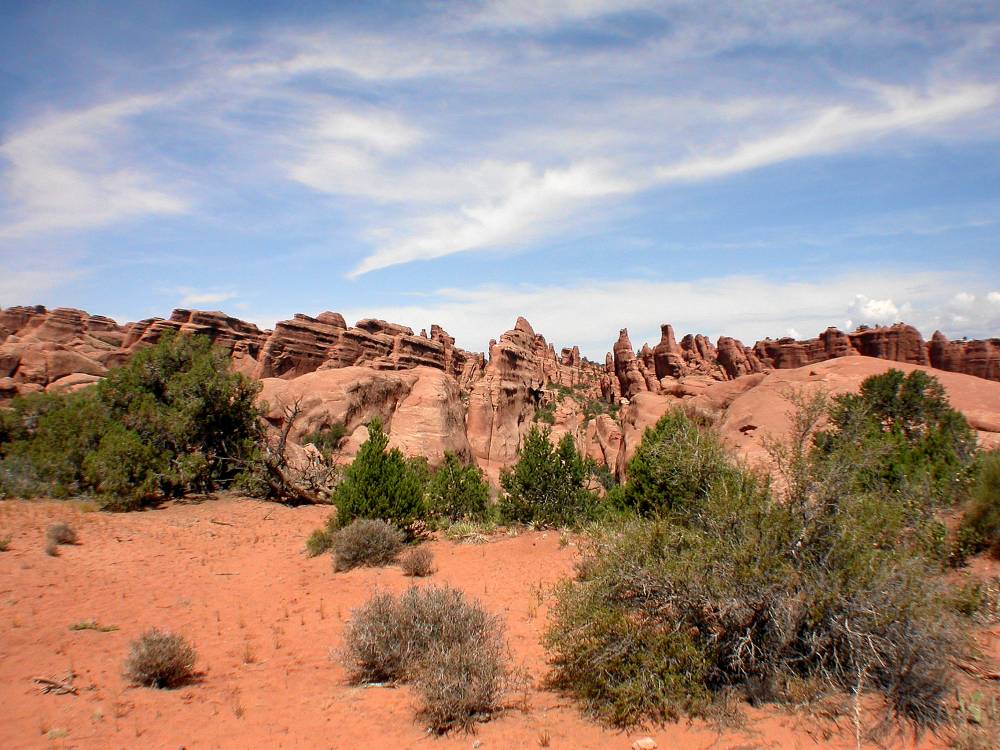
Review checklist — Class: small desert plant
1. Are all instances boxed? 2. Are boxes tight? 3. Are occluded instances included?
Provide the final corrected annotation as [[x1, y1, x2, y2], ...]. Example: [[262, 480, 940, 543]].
[[46, 522, 77, 546], [0, 536, 10, 551], [123, 628, 197, 688], [341, 585, 511, 732], [305, 527, 333, 557], [331, 518, 404, 572], [415, 636, 510, 733], [302, 422, 347, 460], [954, 452, 1000, 563], [401, 546, 435, 577], [69, 619, 117, 632]]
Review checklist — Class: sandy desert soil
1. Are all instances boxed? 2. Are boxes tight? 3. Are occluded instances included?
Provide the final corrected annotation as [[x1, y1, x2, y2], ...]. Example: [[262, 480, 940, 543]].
[[0, 496, 993, 750]]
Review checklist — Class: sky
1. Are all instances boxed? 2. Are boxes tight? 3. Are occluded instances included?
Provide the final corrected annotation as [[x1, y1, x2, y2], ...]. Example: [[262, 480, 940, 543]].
[[1, 0, 999, 358]]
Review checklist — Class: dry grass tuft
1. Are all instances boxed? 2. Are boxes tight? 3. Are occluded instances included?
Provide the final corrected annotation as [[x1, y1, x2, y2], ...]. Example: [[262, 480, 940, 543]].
[[401, 546, 435, 577], [123, 628, 197, 688], [341, 585, 512, 732], [46, 522, 77, 546], [331, 519, 403, 572]]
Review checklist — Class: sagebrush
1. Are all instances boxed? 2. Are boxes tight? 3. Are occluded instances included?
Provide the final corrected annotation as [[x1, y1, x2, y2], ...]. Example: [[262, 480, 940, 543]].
[[331, 518, 404, 572], [546, 384, 969, 730], [123, 628, 197, 688], [341, 585, 512, 732], [401, 546, 435, 577]]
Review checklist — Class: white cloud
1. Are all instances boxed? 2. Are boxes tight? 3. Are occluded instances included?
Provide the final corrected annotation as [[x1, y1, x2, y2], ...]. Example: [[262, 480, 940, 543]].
[[343, 85, 997, 276], [347, 161, 635, 277], [174, 288, 238, 307], [952, 291, 976, 307], [464, 0, 654, 29], [0, 96, 187, 238], [655, 85, 996, 184], [989, 291, 1000, 304], [847, 294, 909, 325]]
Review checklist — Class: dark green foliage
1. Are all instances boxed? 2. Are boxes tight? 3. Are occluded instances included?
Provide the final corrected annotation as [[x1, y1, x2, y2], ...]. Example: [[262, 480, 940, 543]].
[[1, 391, 113, 498], [341, 585, 511, 732], [123, 628, 197, 688], [621, 409, 734, 517], [498, 427, 595, 526], [0, 331, 262, 507], [302, 422, 347, 460], [584, 457, 617, 493], [426, 452, 490, 522], [331, 518, 404, 571], [330, 419, 425, 531], [546, 389, 965, 729], [814, 369, 976, 505], [954, 452, 1000, 562], [96, 331, 262, 495]]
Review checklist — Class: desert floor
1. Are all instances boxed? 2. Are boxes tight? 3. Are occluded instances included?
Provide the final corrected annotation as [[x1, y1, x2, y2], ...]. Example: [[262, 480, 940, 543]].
[[1, 496, 995, 750]]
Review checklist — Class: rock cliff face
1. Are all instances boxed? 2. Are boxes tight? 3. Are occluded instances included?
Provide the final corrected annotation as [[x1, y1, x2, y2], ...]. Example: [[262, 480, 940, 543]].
[[465, 317, 603, 480], [2, 304, 999, 480]]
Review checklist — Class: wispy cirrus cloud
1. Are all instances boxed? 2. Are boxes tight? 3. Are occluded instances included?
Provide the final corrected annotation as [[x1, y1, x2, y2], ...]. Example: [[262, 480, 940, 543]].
[[1, 0, 998, 305], [0, 95, 187, 239]]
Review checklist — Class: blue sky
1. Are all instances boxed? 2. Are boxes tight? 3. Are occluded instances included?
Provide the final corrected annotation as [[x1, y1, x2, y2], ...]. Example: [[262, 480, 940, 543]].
[[1, 0, 999, 357]]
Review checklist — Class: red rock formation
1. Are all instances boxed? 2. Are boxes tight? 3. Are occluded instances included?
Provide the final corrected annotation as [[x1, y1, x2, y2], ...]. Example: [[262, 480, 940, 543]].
[[652, 324, 686, 379], [253, 312, 347, 379], [848, 324, 928, 365], [929, 332, 1000, 381], [716, 336, 764, 379]]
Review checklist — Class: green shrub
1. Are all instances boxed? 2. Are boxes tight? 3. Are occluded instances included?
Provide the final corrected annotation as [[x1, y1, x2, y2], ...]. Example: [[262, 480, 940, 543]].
[[331, 518, 404, 572], [545, 399, 963, 729], [499, 427, 594, 526], [426, 452, 490, 522], [621, 409, 734, 517], [533, 401, 556, 425], [341, 585, 511, 732], [814, 369, 976, 505], [0, 331, 262, 507], [330, 419, 425, 531], [123, 628, 197, 688], [305, 527, 333, 557], [302, 422, 347, 459], [954, 452, 1000, 562]]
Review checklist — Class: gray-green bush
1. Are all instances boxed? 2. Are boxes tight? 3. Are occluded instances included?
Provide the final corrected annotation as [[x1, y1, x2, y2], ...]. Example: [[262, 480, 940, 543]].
[[123, 628, 197, 688], [341, 586, 511, 732], [331, 518, 404, 572], [546, 391, 967, 730]]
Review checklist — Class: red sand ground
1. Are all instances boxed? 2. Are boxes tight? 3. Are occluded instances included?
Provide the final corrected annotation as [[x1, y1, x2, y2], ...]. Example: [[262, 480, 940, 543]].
[[0, 496, 992, 750]]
